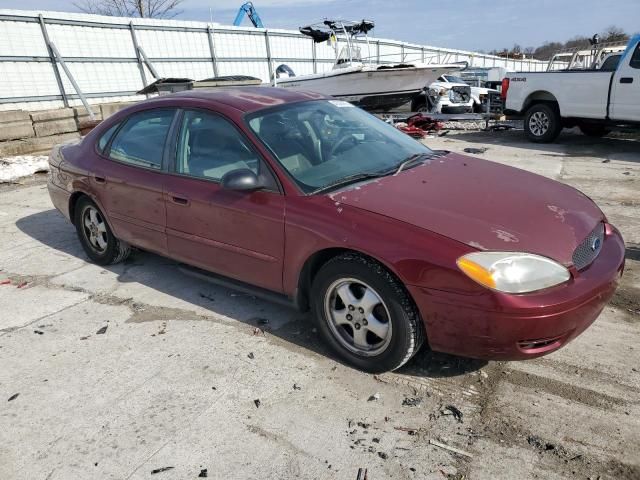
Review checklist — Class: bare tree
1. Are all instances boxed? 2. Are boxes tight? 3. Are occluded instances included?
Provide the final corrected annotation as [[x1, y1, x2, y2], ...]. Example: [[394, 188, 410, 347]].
[[75, 0, 184, 18], [601, 25, 629, 43]]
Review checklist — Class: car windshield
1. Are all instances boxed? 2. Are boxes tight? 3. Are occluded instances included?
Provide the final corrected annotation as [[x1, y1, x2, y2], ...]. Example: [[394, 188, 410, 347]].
[[247, 100, 432, 194]]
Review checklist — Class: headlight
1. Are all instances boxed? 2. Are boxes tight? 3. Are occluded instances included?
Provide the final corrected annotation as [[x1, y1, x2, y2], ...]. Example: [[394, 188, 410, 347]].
[[456, 252, 570, 293], [428, 87, 444, 97]]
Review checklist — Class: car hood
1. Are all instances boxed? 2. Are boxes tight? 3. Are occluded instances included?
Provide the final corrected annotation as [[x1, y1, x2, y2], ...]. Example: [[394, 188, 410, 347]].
[[332, 152, 604, 265]]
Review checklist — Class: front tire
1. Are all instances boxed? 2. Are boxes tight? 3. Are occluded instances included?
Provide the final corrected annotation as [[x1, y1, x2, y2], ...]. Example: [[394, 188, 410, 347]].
[[524, 103, 562, 143], [311, 253, 424, 373], [74, 197, 131, 265]]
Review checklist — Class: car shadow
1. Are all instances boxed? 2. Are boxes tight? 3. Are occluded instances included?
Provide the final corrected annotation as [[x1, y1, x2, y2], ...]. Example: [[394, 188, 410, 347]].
[[16, 209, 485, 378], [438, 129, 640, 164]]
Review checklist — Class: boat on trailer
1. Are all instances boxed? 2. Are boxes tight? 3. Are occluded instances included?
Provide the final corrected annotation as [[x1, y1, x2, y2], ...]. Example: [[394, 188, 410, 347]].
[[274, 19, 463, 111]]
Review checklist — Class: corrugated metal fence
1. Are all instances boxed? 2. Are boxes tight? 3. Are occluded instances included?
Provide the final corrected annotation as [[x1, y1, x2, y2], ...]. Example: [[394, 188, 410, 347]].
[[0, 9, 549, 112]]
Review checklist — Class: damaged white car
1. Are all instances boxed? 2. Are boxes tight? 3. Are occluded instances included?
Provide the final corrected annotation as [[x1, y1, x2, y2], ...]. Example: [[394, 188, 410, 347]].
[[411, 75, 500, 114]]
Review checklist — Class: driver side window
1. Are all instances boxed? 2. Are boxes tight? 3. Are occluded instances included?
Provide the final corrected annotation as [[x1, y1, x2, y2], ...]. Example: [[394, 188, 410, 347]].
[[176, 110, 259, 181]]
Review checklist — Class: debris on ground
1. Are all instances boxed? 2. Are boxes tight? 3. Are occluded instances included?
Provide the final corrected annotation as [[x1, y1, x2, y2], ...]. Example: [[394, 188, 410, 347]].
[[487, 124, 515, 132], [16, 281, 28, 288], [0, 279, 10, 285], [150, 466, 174, 474], [293, 383, 301, 390], [356, 467, 368, 480], [254, 399, 261, 408], [367, 393, 380, 402], [602, 159, 611, 163], [247, 352, 255, 359], [377, 451, 388, 460], [442, 405, 464, 423], [394, 426, 418, 435], [198, 468, 208, 477], [0, 155, 49, 183], [198, 292, 215, 302], [395, 115, 444, 138], [429, 439, 473, 458], [8, 393, 19, 402], [96, 326, 108, 335], [80, 336, 90, 340], [463, 147, 488, 154], [252, 327, 264, 336], [402, 397, 423, 407], [527, 435, 556, 451], [33, 330, 44, 335]]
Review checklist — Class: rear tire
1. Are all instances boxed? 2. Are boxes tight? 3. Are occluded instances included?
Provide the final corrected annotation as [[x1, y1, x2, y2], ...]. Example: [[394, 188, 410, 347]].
[[524, 103, 562, 143], [311, 253, 424, 373], [74, 196, 131, 265], [579, 123, 610, 138]]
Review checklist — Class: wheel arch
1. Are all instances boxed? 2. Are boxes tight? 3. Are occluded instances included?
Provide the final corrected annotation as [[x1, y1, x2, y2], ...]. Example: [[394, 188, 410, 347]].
[[294, 247, 415, 313], [523, 90, 560, 114]]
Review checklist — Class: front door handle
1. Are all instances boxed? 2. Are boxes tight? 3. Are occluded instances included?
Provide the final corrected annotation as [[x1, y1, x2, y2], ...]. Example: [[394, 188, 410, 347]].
[[620, 77, 633, 84], [93, 175, 106, 184], [170, 195, 190, 206]]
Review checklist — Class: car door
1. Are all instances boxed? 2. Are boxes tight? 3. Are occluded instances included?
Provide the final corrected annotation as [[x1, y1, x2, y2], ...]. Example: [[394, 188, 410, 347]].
[[164, 109, 285, 292], [610, 40, 640, 121], [94, 108, 177, 255]]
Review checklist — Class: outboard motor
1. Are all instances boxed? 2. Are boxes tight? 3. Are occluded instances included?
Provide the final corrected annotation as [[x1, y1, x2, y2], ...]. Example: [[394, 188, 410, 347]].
[[276, 64, 296, 79]]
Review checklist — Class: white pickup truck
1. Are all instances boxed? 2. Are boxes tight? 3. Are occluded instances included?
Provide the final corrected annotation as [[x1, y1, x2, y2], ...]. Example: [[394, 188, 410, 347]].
[[503, 34, 640, 142]]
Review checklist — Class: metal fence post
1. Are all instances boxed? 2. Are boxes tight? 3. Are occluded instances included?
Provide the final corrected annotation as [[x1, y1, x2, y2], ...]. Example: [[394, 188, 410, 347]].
[[421, 47, 425, 63], [400, 44, 405, 62], [376, 40, 380, 63], [129, 22, 148, 87], [38, 14, 68, 108], [312, 40, 317, 74], [264, 30, 274, 83], [49, 42, 96, 120], [207, 25, 219, 77]]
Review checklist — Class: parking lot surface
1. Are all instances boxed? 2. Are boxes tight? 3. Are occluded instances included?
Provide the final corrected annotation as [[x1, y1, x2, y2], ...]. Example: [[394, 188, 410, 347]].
[[1, 129, 639, 479]]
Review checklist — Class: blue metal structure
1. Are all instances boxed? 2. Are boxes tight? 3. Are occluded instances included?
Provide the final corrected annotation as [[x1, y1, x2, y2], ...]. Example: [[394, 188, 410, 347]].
[[233, 2, 264, 28]]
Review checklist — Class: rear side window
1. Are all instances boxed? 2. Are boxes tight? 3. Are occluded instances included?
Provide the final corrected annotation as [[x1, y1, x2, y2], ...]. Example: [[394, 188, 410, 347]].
[[108, 109, 175, 169], [630, 43, 640, 69], [97, 123, 120, 153], [600, 55, 620, 72]]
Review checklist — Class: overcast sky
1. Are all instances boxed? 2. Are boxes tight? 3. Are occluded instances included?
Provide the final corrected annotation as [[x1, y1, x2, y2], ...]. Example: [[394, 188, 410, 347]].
[[3, 0, 640, 51]]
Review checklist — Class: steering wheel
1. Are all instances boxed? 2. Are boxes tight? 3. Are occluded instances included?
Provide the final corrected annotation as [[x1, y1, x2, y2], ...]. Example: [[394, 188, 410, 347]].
[[329, 133, 357, 158]]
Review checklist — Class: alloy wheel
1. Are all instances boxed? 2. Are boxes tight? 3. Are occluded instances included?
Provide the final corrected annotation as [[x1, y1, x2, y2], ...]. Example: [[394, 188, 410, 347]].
[[529, 111, 550, 137], [82, 205, 108, 253], [324, 278, 392, 356]]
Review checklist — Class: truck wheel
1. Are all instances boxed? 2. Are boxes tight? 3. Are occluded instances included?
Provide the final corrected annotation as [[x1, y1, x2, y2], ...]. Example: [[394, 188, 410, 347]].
[[579, 124, 610, 138], [524, 103, 562, 143]]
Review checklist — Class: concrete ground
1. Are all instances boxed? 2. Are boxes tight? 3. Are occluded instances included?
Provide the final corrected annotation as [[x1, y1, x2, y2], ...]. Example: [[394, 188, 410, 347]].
[[0, 129, 639, 480]]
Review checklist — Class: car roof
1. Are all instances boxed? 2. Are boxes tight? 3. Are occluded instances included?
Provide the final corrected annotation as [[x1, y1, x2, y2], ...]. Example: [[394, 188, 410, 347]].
[[169, 86, 329, 113]]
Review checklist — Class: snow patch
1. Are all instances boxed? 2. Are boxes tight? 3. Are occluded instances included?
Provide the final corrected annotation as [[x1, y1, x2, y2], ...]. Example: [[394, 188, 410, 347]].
[[0, 155, 49, 183]]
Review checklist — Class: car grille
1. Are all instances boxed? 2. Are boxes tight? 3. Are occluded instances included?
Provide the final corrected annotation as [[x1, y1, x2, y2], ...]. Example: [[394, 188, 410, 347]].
[[572, 223, 605, 270], [450, 85, 471, 103]]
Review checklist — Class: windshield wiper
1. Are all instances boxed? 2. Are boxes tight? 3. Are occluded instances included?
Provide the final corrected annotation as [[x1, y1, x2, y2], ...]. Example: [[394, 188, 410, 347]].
[[392, 152, 432, 176], [310, 171, 387, 195]]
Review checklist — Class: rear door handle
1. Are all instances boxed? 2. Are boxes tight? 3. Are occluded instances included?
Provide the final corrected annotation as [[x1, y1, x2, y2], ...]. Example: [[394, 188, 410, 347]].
[[620, 77, 633, 84], [93, 175, 106, 184], [170, 195, 190, 206]]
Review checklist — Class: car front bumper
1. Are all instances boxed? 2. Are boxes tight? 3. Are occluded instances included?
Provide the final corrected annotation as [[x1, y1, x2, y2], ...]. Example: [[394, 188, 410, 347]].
[[408, 226, 625, 360]]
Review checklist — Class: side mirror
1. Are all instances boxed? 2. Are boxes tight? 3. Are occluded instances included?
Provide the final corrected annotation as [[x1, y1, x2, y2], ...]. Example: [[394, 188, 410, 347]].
[[220, 168, 262, 191]]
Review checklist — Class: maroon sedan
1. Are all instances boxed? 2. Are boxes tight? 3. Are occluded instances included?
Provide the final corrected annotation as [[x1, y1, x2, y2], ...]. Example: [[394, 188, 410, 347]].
[[47, 87, 625, 372]]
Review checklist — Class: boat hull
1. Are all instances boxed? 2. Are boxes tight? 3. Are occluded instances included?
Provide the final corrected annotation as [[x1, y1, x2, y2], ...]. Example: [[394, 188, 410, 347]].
[[276, 64, 460, 111]]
